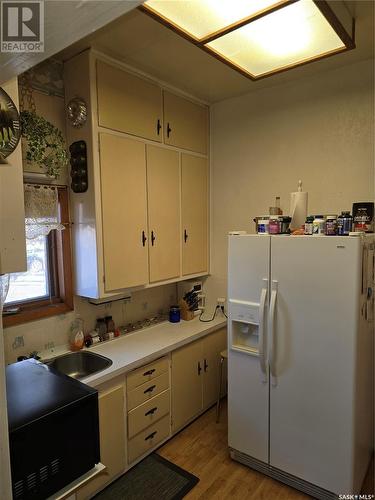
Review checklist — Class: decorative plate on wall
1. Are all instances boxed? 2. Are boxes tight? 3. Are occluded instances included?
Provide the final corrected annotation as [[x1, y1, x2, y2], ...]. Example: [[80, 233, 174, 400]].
[[0, 87, 21, 163]]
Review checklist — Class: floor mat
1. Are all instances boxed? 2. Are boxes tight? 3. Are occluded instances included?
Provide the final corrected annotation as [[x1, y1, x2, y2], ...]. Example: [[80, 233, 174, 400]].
[[93, 453, 199, 500]]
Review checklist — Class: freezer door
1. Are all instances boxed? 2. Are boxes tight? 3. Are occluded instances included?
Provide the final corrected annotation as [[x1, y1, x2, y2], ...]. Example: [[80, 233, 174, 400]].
[[269, 236, 365, 493], [228, 234, 270, 462]]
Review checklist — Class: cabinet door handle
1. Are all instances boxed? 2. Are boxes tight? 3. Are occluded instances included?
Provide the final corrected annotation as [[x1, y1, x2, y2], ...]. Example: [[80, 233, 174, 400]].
[[145, 431, 157, 441], [198, 361, 202, 375], [145, 407, 157, 417], [157, 119, 162, 135], [204, 359, 208, 372], [144, 384, 156, 394], [167, 122, 172, 138], [184, 229, 188, 243], [142, 231, 147, 247], [143, 368, 155, 377], [151, 230, 156, 246]]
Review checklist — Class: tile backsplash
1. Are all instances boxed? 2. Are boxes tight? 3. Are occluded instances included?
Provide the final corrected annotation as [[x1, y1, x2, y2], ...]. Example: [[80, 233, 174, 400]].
[[3, 283, 177, 364]]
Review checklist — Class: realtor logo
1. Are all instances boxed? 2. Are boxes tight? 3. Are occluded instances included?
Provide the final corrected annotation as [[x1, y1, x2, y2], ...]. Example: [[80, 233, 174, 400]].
[[1, 1, 44, 52]]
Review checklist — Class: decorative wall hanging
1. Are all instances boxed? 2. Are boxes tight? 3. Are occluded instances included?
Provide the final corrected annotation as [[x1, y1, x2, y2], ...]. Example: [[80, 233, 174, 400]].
[[19, 72, 69, 178], [0, 87, 21, 164], [67, 97, 88, 128]]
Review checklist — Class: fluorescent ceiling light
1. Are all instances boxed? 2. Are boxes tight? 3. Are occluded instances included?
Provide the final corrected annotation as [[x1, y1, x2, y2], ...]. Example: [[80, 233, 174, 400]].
[[207, 0, 346, 77], [141, 0, 355, 80], [144, 0, 285, 41]]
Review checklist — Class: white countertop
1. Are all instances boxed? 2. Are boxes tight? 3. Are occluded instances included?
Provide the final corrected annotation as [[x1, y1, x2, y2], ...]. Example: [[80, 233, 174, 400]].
[[81, 315, 227, 387]]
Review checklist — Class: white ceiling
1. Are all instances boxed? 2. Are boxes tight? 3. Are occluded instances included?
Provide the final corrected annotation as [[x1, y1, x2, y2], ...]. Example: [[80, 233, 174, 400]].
[[0, 0, 143, 85], [58, 1, 373, 103]]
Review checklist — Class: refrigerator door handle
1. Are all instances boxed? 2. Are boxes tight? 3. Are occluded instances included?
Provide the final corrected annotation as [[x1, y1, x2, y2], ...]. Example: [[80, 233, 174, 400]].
[[269, 280, 278, 386], [258, 278, 268, 383]]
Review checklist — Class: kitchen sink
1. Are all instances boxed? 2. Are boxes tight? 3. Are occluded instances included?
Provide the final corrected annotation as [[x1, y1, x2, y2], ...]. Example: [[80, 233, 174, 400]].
[[45, 351, 112, 380]]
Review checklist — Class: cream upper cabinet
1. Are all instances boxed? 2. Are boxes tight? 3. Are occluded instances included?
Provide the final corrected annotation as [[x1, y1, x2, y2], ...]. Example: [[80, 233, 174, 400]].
[[97, 60, 163, 142], [76, 384, 126, 500], [171, 339, 203, 432], [65, 51, 209, 299], [163, 90, 208, 155], [100, 133, 149, 291], [146, 145, 180, 283], [181, 154, 208, 276]]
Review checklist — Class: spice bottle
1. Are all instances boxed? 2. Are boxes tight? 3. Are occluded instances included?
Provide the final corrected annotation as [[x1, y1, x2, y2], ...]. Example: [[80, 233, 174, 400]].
[[96, 318, 108, 341]]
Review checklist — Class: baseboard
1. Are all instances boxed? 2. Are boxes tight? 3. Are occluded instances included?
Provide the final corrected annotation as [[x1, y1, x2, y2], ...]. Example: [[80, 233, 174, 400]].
[[230, 448, 338, 500]]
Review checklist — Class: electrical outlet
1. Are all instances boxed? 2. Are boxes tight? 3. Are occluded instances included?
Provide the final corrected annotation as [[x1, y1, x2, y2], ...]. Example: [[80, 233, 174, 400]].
[[217, 297, 226, 306]]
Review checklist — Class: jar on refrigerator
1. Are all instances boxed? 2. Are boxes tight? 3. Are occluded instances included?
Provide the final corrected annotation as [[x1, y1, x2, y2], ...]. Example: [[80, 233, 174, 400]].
[[312, 215, 325, 235], [304, 216, 314, 235], [269, 216, 280, 234], [325, 215, 337, 236], [337, 211, 353, 235]]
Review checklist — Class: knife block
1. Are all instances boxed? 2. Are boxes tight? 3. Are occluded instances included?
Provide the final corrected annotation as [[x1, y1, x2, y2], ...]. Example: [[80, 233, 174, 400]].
[[179, 299, 195, 321]]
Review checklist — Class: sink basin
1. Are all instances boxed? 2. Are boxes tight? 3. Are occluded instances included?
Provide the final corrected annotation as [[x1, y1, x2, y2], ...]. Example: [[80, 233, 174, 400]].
[[45, 351, 112, 380]]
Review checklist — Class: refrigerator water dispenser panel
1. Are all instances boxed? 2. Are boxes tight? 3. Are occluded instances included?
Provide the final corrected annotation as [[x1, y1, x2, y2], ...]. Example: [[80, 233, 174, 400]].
[[231, 321, 260, 353], [229, 299, 260, 324], [229, 299, 263, 354]]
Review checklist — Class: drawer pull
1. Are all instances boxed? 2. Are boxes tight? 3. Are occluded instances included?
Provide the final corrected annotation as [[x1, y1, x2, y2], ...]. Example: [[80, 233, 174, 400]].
[[204, 359, 208, 372], [143, 369, 156, 377], [145, 407, 158, 417], [145, 431, 157, 441], [144, 384, 156, 394]]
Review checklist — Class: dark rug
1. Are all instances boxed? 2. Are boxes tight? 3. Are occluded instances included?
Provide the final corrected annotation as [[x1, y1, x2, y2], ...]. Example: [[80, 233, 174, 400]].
[[93, 453, 199, 500]]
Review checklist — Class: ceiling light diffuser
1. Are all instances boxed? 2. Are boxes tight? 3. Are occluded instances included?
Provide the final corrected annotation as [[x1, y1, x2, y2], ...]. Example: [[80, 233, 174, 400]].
[[143, 0, 287, 42], [140, 0, 355, 81]]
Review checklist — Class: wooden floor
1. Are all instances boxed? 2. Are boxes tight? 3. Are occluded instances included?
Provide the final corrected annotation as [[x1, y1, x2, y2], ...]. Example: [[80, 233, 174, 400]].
[[158, 401, 374, 499]]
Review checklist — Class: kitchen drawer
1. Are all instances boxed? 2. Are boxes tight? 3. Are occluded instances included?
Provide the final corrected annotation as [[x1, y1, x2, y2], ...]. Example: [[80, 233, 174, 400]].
[[127, 371, 169, 411], [128, 389, 170, 439], [128, 415, 170, 464], [127, 356, 169, 391]]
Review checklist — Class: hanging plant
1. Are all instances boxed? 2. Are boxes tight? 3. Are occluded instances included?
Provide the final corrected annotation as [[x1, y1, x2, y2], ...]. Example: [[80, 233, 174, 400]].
[[20, 110, 69, 178]]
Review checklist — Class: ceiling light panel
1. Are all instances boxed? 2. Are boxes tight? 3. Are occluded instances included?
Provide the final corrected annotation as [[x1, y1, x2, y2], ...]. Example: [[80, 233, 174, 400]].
[[144, 0, 286, 41], [206, 0, 346, 78]]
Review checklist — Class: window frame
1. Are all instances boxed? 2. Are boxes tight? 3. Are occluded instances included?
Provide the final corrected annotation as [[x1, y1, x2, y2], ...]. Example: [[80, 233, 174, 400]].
[[3, 186, 74, 327]]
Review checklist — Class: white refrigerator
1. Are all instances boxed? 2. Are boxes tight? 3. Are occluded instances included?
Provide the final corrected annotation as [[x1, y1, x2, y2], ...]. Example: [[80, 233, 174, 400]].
[[227, 234, 374, 499]]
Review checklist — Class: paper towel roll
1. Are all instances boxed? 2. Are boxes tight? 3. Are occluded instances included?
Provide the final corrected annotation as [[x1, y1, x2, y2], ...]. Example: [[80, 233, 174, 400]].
[[290, 182, 308, 230]]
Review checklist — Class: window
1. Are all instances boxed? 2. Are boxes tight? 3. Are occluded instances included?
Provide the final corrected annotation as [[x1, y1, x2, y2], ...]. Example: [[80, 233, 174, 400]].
[[2, 186, 73, 326]]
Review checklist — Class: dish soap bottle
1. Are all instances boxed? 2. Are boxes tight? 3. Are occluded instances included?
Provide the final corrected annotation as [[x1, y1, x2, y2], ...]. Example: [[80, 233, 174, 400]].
[[69, 315, 84, 351]]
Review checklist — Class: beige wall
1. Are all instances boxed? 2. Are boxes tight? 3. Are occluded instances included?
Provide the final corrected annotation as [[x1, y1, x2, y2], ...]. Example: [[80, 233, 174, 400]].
[[205, 58, 374, 308]]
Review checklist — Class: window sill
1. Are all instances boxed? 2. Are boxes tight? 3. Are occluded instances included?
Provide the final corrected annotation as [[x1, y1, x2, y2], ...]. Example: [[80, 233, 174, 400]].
[[2, 301, 73, 328]]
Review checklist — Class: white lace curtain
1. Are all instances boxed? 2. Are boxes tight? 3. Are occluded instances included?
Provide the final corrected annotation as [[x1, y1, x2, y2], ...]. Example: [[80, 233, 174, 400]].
[[24, 184, 65, 239]]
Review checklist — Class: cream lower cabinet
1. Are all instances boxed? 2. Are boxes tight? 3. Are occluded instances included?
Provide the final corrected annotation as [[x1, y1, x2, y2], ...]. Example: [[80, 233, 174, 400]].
[[126, 357, 171, 465], [181, 154, 208, 276], [76, 382, 126, 500], [171, 328, 227, 432]]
